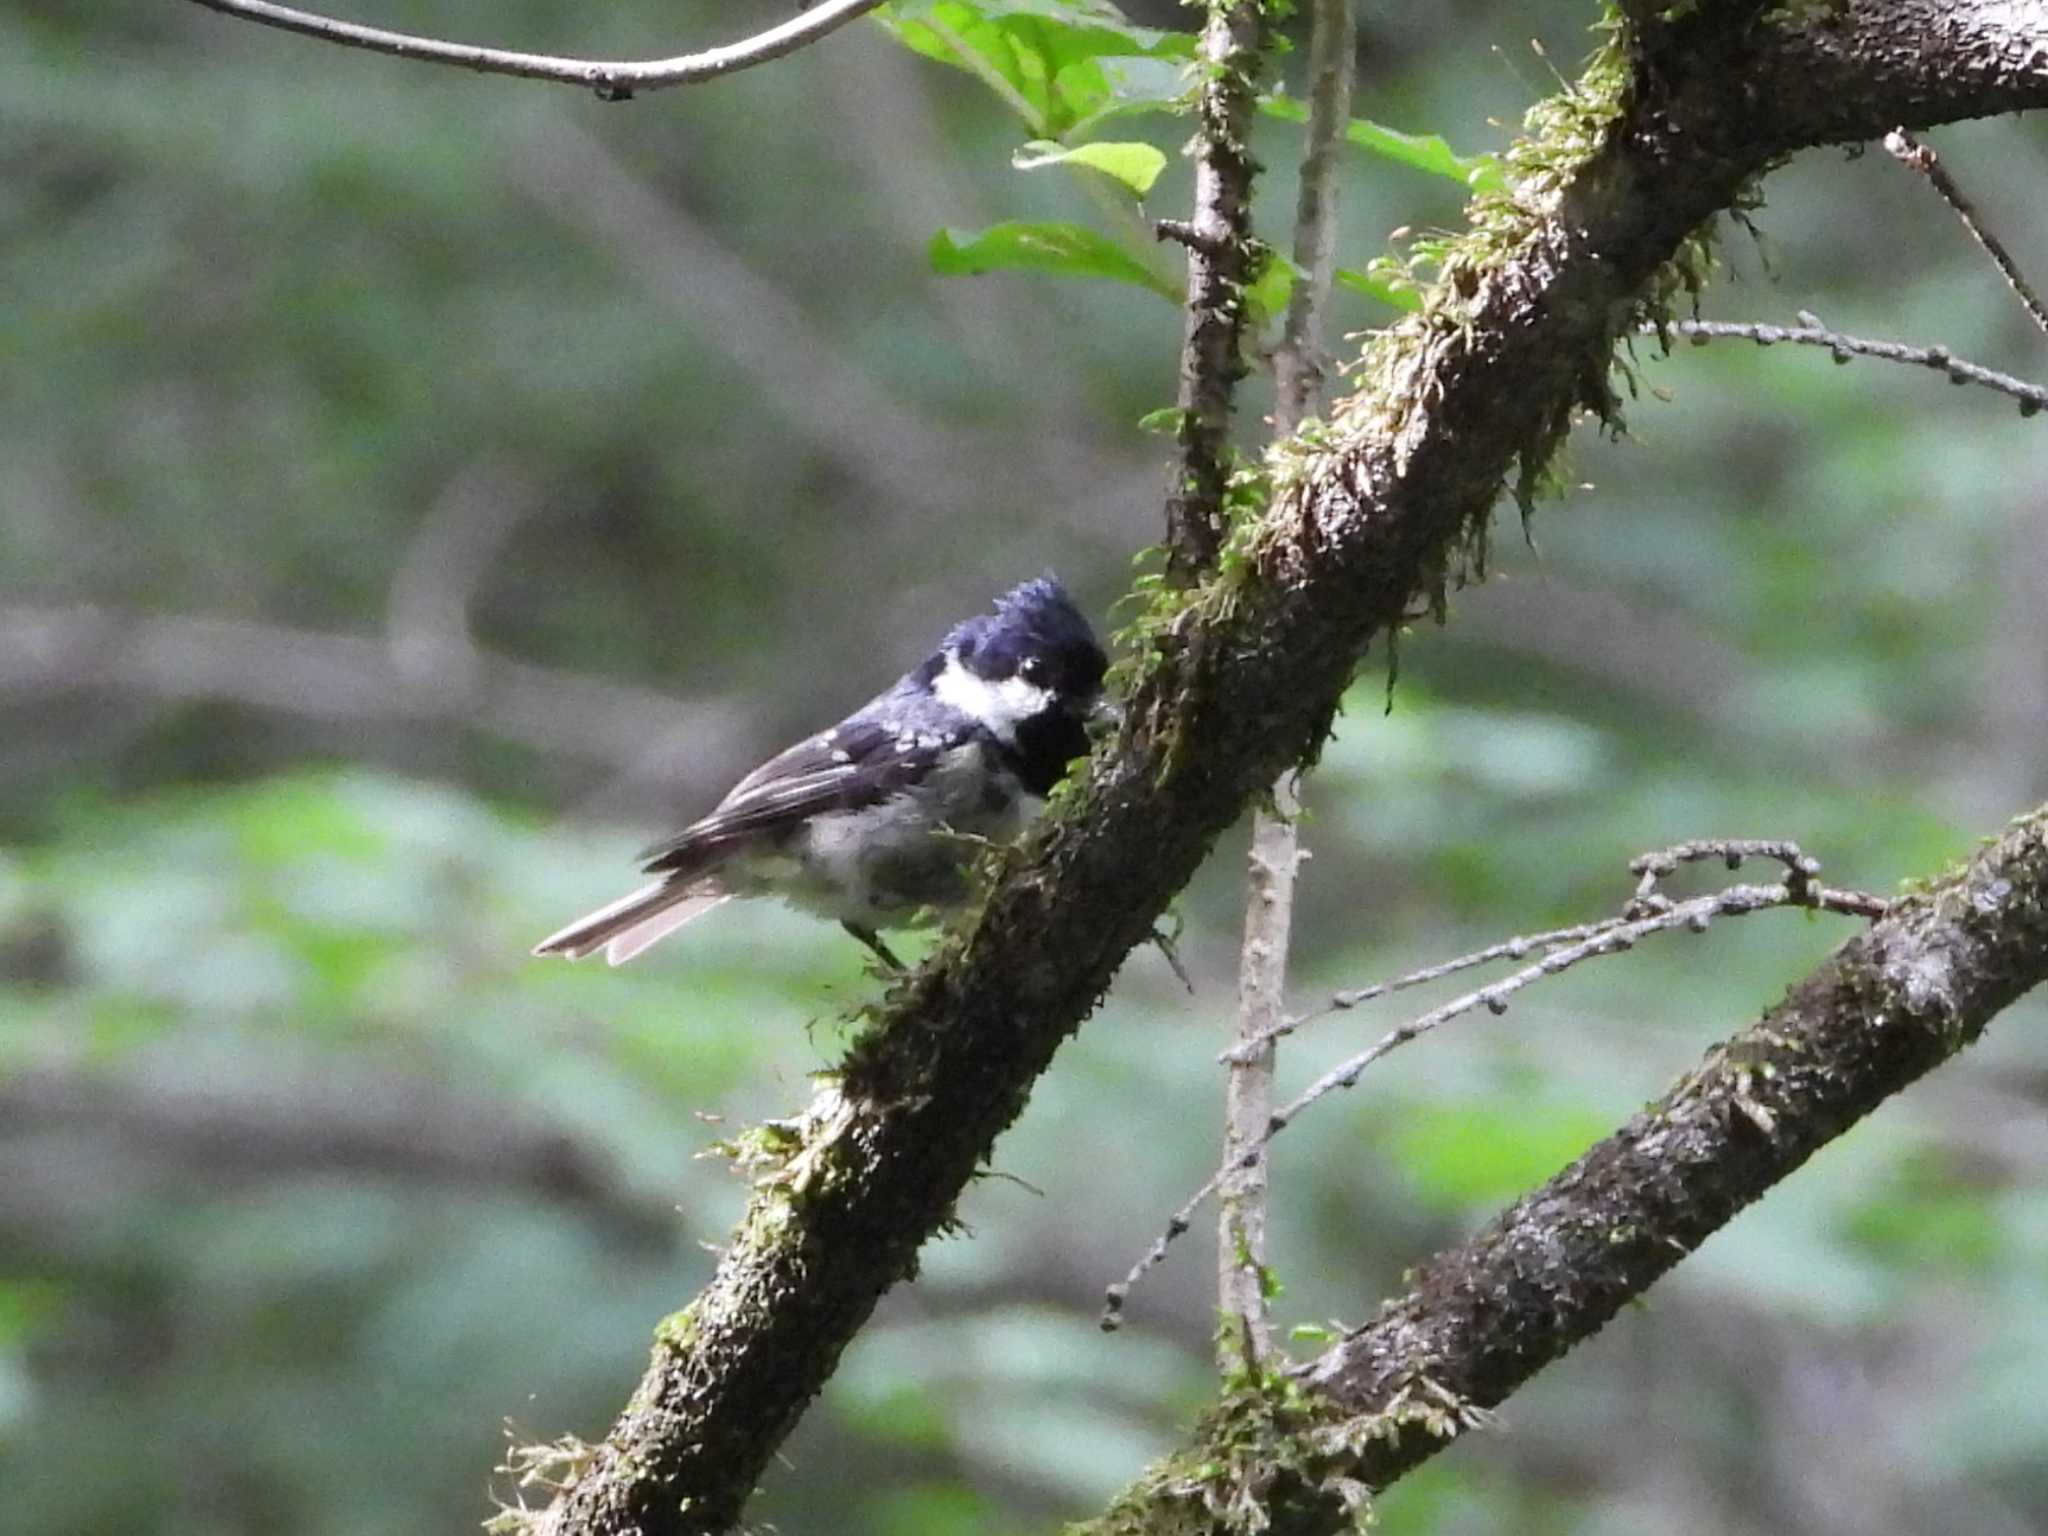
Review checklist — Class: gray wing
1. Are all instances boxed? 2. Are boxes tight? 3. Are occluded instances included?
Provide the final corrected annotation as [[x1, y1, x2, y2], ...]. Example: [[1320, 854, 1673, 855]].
[[637, 716, 960, 876]]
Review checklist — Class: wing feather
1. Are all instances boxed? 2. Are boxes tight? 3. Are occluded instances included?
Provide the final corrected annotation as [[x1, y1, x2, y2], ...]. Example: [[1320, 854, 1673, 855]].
[[637, 717, 962, 874]]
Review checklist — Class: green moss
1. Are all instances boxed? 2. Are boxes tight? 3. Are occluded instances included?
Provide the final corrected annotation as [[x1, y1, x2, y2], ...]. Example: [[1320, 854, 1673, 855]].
[[702, 1117, 807, 1186], [1071, 1335, 1504, 1534], [653, 1303, 700, 1353]]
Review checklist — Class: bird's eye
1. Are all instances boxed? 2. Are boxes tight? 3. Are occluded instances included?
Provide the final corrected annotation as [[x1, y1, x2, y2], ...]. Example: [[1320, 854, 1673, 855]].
[[1019, 656, 1048, 686]]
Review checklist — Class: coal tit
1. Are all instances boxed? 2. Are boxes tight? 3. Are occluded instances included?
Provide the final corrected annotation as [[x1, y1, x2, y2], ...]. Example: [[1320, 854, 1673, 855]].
[[534, 576, 1109, 967]]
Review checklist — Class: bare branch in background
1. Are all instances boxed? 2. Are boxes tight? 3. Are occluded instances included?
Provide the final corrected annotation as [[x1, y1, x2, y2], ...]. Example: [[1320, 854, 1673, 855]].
[[1106, 841, 1887, 1325], [505, 113, 1155, 564], [387, 459, 538, 698], [184, 0, 887, 100], [505, 115, 978, 524], [1222, 0, 1356, 1372], [1884, 128, 2048, 340], [1652, 313, 2048, 415], [0, 604, 745, 796], [818, 34, 1034, 381], [0, 1061, 673, 1240]]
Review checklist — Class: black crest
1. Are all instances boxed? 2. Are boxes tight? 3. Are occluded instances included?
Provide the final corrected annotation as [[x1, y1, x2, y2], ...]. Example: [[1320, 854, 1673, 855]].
[[940, 574, 1107, 700]]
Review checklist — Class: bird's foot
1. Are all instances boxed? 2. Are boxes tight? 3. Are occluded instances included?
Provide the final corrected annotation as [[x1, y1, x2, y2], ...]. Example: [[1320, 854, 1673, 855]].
[[844, 922, 907, 973]]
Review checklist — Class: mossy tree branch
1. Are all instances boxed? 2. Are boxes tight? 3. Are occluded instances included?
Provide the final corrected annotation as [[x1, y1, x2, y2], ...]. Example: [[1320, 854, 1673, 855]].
[[520, 4, 2048, 1532], [1080, 805, 2048, 1535]]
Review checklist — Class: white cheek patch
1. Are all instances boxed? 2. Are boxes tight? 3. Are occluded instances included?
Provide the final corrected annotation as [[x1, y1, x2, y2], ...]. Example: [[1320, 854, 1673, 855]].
[[929, 652, 1054, 743]]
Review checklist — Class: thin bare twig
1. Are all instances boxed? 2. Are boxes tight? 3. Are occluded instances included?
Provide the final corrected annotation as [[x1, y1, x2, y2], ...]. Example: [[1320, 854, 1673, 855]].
[[1221, 839, 1856, 1067], [184, 0, 887, 100], [1219, 913, 1627, 1064], [1225, 778, 1295, 1365], [1884, 128, 2048, 341], [1650, 313, 2048, 416], [1220, 0, 1357, 1374], [1103, 841, 1888, 1327]]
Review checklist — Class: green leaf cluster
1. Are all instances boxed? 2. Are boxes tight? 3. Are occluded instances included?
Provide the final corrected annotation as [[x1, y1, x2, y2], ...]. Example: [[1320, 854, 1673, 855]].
[[879, 0, 1194, 139], [884, 0, 1499, 310]]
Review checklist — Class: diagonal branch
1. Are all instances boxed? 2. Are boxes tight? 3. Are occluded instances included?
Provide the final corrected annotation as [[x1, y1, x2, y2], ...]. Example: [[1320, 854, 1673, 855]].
[[183, 0, 886, 100], [520, 4, 2048, 1532], [1079, 803, 2048, 1534]]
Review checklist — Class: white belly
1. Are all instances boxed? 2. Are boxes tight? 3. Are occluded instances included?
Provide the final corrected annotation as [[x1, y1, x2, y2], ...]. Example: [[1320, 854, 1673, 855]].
[[727, 742, 1036, 927]]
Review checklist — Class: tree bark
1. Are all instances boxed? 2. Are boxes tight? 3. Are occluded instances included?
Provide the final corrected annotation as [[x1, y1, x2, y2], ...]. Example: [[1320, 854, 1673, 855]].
[[526, 4, 2048, 1531], [1162, 0, 1270, 579]]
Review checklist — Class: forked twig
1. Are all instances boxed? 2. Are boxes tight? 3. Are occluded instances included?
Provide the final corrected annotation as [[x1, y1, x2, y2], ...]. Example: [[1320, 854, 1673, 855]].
[[1101, 840, 1887, 1328]]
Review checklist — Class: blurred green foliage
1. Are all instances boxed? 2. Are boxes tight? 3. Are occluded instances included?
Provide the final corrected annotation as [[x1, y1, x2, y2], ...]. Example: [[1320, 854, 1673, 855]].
[[4, 0, 2048, 1532]]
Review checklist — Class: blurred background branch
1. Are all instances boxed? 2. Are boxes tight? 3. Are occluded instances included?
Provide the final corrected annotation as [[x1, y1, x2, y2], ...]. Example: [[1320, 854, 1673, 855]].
[[0, 602, 744, 791], [0, 1059, 674, 1240], [1159, 0, 1268, 578]]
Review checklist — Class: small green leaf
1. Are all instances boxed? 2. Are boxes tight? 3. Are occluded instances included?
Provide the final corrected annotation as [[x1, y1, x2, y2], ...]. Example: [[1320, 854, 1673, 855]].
[[929, 222, 1177, 300], [1261, 95, 1504, 192], [1136, 406, 1188, 436], [1074, 55, 1193, 129], [1012, 138, 1168, 196], [1335, 265, 1423, 312], [1244, 250, 1298, 329]]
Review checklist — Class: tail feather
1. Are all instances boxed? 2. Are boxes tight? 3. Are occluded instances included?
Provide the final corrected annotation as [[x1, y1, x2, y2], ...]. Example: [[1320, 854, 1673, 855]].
[[603, 892, 729, 965], [533, 880, 730, 965]]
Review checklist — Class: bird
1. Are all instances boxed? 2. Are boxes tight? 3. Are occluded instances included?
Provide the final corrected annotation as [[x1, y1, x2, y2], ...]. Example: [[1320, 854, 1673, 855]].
[[533, 575, 1110, 967]]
